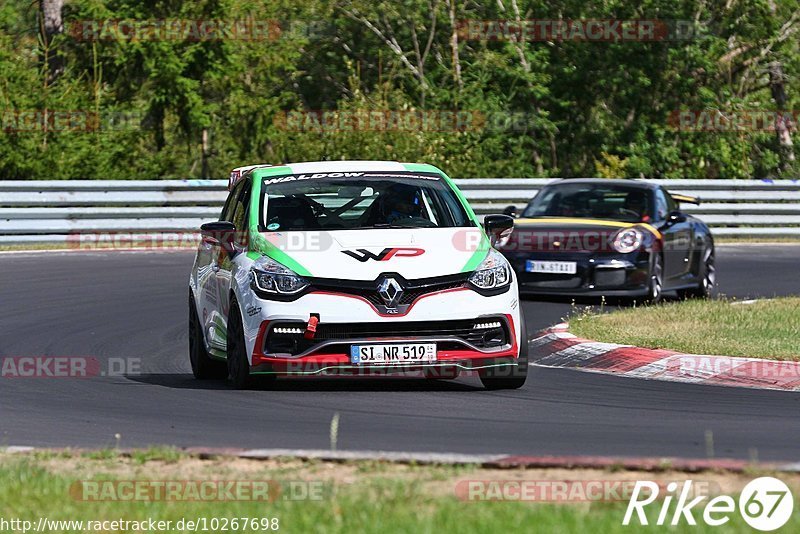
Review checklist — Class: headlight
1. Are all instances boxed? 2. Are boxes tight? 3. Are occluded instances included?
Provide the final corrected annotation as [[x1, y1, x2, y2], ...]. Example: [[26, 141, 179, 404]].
[[612, 228, 643, 254], [250, 256, 309, 295], [468, 249, 512, 290]]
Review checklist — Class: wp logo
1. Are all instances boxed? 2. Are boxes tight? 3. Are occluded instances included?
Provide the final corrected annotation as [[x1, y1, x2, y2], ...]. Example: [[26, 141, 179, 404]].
[[341, 248, 425, 262]]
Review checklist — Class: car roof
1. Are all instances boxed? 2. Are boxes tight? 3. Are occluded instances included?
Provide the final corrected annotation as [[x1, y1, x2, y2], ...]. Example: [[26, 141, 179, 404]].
[[240, 161, 444, 181], [546, 178, 657, 190], [241, 160, 415, 177], [283, 160, 408, 173]]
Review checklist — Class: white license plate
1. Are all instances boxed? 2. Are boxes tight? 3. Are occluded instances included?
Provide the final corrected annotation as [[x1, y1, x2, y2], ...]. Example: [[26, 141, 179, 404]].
[[526, 260, 577, 274], [350, 343, 437, 365]]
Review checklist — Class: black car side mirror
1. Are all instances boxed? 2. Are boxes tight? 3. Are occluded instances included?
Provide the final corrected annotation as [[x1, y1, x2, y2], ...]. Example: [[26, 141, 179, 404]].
[[667, 210, 687, 224], [502, 205, 518, 217], [200, 221, 237, 254], [484, 214, 514, 247]]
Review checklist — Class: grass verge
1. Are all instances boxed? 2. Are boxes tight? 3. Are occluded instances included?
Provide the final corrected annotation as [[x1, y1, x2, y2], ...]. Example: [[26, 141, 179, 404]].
[[2, 449, 799, 533], [569, 297, 800, 360]]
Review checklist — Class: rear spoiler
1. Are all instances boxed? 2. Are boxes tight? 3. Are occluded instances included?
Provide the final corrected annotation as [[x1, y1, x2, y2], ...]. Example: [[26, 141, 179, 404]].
[[671, 193, 700, 205]]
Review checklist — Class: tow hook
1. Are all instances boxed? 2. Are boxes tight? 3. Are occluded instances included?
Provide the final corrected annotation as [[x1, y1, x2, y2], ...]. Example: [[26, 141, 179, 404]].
[[304, 314, 320, 340]]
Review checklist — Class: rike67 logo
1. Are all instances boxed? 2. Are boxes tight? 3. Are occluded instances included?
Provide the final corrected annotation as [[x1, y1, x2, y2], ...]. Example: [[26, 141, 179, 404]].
[[624, 477, 794, 531]]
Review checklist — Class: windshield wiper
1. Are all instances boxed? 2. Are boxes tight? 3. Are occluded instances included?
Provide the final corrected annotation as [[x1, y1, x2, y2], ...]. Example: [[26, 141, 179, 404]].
[[369, 223, 426, 229]]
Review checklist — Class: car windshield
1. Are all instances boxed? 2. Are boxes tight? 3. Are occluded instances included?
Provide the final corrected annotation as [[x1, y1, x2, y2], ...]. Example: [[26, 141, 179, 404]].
[[522, 183, 652, 223], [259, 171, 472, 230]]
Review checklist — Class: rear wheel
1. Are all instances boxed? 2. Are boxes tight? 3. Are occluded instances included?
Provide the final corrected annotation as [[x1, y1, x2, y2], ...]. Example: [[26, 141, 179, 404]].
[[679, 248, 715, 299], [188, 291, 227, 380], [479, 315, 528, 390]]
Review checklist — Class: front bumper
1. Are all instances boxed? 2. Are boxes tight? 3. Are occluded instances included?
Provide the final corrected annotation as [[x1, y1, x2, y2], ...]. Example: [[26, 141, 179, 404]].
[[249, 314, 519, 376], [503, 251, 652, 296], [250, 355, 519, 376], [237, 280, 523, 373]]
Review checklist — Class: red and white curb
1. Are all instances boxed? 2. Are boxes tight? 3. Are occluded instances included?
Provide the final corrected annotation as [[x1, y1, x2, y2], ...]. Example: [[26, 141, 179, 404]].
[[530, 323, 800, 392], [4, 446, 800, 473]]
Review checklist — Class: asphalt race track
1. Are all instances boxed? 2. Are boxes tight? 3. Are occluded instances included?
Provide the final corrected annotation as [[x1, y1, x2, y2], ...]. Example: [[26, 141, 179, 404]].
[[1, 245, 799, 460]]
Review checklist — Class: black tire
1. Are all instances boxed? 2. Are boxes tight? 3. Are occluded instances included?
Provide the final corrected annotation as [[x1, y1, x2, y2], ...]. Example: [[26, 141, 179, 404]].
[[679, 247, 716, 300], [226, 296, 256, 389], [479, 315, 528, 390], [188, 291, 227, 380], [645, 253, 664, 304]]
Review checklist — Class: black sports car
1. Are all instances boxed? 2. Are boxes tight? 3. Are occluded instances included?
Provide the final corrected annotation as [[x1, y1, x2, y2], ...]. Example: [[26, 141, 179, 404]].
[[497, 179, 715, 302]]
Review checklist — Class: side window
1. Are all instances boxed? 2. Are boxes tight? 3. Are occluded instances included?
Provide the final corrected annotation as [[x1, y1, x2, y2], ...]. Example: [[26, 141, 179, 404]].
[[231, 181, 251, 234], [221, 180, 246, 222], [654, 189, 669, 221]]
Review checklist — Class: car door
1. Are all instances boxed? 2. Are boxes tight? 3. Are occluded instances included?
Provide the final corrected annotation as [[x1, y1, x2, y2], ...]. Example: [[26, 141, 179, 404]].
[[195, 182, 238, 352], [214, 177, 252, 338], [656, 188, 693, 283], [201, 178, 248, 352]]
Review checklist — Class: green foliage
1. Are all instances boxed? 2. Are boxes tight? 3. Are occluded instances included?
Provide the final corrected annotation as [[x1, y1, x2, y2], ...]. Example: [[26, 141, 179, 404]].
[[0, 0, 798, 179]]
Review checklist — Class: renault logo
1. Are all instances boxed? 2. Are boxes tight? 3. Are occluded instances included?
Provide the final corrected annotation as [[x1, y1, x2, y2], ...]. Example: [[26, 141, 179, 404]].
[[377, 277, 404, 309]]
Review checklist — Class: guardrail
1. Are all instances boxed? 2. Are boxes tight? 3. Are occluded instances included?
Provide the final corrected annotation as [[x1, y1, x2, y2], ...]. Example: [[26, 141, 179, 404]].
[[1, 178, 799, 244]]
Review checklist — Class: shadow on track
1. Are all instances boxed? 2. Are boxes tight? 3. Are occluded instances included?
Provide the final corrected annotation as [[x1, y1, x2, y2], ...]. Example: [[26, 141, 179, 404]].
[[125, 373, 483, 392]]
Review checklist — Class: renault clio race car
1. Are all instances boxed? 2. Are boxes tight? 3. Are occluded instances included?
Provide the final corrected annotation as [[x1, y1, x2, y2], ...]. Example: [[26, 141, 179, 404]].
[[188, 161, 526, 389], [498, 179, 715, 302]]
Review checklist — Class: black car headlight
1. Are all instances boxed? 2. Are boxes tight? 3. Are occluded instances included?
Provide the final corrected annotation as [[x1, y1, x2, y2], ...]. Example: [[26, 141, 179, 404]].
[[250, 256, 309, 295], [468, 249, 512, 290], [612, 228, 643, 254]]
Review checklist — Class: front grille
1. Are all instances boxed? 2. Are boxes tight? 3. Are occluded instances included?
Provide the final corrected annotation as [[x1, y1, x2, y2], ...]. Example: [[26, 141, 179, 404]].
[[594, 268, 626, 287], [308, 272, 470, 309], [264, 317, 510, 355]]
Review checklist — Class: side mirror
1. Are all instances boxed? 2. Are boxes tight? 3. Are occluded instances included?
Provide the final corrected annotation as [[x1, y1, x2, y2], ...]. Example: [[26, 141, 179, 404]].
[[484, 214, 514, 247], [667, 211, 687, 224], [200, 221, 237, 253], [502, 205, 518, 217]]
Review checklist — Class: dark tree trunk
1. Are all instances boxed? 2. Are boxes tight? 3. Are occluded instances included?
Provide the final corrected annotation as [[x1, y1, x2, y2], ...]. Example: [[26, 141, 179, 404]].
[[39, 0, 64, 85], [768, 61, 796, 175], [201, 128, 211, 179]]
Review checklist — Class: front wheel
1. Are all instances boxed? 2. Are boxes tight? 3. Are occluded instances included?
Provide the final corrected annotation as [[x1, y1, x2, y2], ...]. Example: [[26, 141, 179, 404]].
[[226, 296, 269, 389], [479, 315, 528, 390], [679, 248, 716, 299], [645, 253, 664, 304]]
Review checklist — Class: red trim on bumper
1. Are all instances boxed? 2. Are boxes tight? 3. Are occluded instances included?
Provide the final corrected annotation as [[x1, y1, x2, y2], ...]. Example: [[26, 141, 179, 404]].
[[250, 313, 520, 374]]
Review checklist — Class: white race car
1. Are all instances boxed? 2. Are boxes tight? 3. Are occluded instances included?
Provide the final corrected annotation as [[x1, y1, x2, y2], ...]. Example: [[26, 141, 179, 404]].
[[188, 160, 527, 389]]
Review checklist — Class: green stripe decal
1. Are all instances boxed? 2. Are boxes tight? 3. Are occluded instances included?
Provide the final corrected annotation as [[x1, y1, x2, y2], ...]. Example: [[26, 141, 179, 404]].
[[461, 236, 490, 272], [403, 163, 489, 272], [246, 167, 313, 277]]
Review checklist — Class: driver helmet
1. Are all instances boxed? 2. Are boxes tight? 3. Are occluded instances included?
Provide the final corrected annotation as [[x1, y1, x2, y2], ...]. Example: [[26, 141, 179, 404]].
[[624, 190, 648, 219], [380, 183, 423, 222]]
